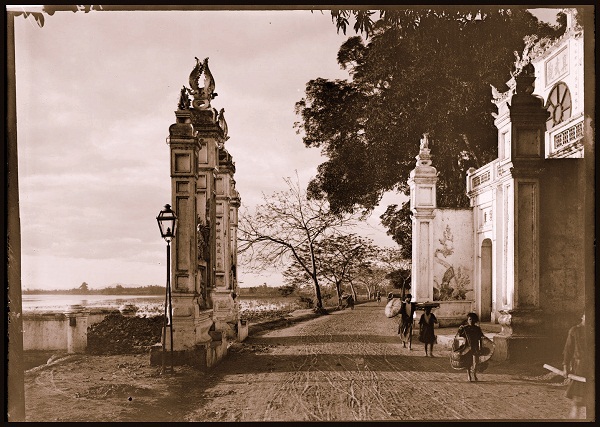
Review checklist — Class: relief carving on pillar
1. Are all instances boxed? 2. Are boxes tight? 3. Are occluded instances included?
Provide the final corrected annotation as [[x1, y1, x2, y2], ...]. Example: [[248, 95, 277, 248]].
[[197, 216, 211, 262], [218, 108, 229, 141]]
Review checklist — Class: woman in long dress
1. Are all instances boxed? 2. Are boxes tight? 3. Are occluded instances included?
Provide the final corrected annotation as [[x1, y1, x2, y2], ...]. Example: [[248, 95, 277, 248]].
[[398, 294, 416, 349], [418, 306, 438, 357]]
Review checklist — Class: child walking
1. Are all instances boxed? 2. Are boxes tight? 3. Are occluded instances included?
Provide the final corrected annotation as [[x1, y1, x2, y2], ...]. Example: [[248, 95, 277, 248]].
[[418, 306, 438, 357], [457, 312, 485, 381]]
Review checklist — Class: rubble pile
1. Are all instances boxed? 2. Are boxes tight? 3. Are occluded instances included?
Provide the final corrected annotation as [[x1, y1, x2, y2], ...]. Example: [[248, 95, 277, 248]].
[[87, 313, 163, 355]]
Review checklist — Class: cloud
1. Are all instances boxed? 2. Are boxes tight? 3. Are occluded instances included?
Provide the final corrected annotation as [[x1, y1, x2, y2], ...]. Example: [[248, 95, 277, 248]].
[[14, 9, 393, 290]]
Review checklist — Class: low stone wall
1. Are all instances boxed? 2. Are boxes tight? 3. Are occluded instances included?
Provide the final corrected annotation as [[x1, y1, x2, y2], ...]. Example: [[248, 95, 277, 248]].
[[23, 307, 119, 352], [23, 312, 69, 351], [431, 300, 473, 327]]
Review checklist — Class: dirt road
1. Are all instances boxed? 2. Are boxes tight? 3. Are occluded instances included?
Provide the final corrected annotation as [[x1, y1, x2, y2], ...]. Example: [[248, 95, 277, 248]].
[[24, 301, 572, 421]]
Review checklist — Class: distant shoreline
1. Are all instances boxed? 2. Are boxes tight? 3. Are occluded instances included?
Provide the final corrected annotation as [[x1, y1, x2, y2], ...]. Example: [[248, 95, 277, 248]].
[[23, 285, 165, 296]]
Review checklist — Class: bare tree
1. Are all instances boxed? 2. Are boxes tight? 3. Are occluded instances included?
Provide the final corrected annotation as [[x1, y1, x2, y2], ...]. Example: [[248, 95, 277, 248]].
[[315, 234, 376, 306], [238, 173, 360, 313], [353, 264, 388, 300], [378, 248, 412, 296]]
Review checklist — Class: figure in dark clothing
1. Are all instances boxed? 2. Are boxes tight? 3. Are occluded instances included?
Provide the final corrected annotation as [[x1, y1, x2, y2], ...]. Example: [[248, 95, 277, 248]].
[[457, 312, 484, 382], [398, 294, 416, 350], [418, 306, 438, 357], [562, 313, 588, 419]]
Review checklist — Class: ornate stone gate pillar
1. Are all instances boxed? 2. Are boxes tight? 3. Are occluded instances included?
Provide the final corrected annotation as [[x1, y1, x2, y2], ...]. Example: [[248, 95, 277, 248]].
[[492, 62, 549, 360], [408, 134, 438, 302], [164, 57, 239, 355], [210, 147, 240, 338]]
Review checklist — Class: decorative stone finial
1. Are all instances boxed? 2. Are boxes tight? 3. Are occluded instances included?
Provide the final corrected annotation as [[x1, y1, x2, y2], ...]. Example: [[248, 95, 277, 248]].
[[188, 57, 217, 110], [416, 133, 432, 166], [420, 133, 430, 150], [514, 62, 536, 96], [178, 86, 190, 110]]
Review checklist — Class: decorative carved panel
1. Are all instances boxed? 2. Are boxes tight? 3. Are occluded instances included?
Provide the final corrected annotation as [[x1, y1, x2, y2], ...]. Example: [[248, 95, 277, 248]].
[[515, 129, 540, 157], [174, 153, 192, 173], [416, 186, 434, 206], [176, 181, 189, 193], [545, 46, 569, 87]]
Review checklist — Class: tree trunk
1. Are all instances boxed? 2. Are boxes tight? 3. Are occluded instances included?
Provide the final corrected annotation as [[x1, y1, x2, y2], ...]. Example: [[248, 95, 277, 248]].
[[349, 281, 357, 302], [312, 274, 323, 310], [308, 241, 324, 311]]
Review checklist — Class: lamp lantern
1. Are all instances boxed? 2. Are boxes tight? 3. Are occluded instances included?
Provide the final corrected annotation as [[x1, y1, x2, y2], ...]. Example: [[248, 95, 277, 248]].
[[156, 204, 177, 242]]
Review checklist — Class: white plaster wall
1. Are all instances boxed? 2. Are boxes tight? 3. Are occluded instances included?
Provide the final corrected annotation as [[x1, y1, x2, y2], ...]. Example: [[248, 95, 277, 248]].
[[23, 314, 68, 351], [432, 209, 474, 301]]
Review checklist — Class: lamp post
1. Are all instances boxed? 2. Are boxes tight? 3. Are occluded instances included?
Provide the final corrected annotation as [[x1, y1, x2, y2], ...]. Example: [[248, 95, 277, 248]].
[[156, 204, 177, 374]]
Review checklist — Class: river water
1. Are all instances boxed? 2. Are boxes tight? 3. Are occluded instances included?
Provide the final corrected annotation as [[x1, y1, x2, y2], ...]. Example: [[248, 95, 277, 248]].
[[22, 294, 164, 314], [21, 294, 302, 317]]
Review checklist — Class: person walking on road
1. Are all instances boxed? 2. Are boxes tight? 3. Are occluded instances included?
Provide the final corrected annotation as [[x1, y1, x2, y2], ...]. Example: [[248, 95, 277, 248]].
[[457, 312, 484, 382], [398, 294, 416, 350], [562, 312, 588, 419], [418, 306, 438, 357], [376, 290, 381, 303]]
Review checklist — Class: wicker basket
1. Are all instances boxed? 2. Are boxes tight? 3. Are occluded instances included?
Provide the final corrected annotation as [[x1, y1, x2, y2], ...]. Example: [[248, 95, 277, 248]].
[[450, 334, 470, 370], [449, 332, 495, 370]]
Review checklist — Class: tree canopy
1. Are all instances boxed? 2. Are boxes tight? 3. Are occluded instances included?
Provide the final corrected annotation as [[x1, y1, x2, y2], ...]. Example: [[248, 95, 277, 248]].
[[296, 8, 566, 249]]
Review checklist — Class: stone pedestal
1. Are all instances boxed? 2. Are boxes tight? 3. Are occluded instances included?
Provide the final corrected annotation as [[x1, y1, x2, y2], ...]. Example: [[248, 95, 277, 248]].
[[210, 289, 238, 339], [150, 338, 228, 371], [166, 303, 213, 351], [152, 309, 226, 370], [493, 308, 548, 361]]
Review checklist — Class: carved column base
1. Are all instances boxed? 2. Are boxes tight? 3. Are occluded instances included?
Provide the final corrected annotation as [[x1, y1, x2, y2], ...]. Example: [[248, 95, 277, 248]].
[[149, 337, 228, 371], [210, 289, 239, 339], [194, 310, 214, 344], [493, 308, 549, 361], [167, 309, 214, 351]]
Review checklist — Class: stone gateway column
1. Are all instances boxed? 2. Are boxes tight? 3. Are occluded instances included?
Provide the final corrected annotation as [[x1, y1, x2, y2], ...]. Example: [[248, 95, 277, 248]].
[[408, 134, 438, 302], [158, 57, 241, 364], [492, 62, 549, 360]]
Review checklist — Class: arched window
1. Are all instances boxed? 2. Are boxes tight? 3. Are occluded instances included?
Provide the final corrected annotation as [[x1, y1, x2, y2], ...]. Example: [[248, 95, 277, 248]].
[[545, 82, 572, 131]]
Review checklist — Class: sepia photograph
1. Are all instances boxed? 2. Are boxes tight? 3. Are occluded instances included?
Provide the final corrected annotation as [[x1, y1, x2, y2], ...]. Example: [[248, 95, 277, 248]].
[[5, 4, 595, 422]]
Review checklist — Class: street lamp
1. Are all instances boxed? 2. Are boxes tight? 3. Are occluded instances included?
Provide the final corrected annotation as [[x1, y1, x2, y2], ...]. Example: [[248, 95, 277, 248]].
[[156, 204, 177, 374]]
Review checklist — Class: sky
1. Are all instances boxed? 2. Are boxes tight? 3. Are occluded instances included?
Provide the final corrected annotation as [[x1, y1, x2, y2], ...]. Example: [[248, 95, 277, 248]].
[[11, 6, 562, 291], [12, 7, 404, 290]]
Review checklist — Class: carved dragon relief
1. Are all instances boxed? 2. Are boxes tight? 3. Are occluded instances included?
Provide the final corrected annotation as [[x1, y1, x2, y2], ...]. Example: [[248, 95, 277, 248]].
[[178, 85, 190, 110], [197, 216, 211, 262], [492, 35, 539, 105], [188, 57, 217, 110], [218, 108, 229, 141]]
